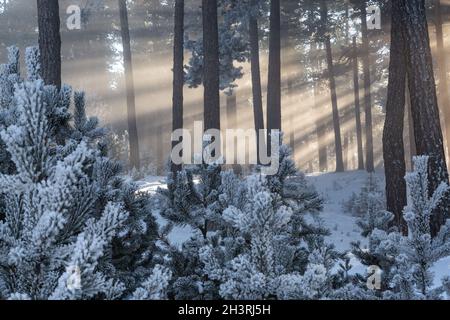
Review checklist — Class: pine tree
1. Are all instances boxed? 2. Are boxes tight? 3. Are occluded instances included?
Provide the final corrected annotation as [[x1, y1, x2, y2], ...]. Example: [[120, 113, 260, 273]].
[[0, 48, 159, 299], [382, 0, 407, 233], [158, 144, 332, 300], [319, 0, 344, 172], [350, 156, 450, 300], [0, 79, 128, 300], [171, 0, 184, 174], [118, 0, 141, 170], [389, 156, 450, 299], [403, 0, 449, 236], [352, 37, 365, 171], [267, 0, 281, 152]]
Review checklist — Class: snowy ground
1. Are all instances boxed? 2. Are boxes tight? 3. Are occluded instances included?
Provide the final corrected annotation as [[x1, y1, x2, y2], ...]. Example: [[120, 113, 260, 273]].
[[138, 170, 449, 284], [137, 170, 378, 253]]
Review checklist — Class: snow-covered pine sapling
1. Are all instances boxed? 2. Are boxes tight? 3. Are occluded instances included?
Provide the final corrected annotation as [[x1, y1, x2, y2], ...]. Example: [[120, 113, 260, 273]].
[[158, 164, 222, 239], [0, 47, 160, 299], [197, 146, 338, 300], [0, 46, 21, 174], [0, 80, 128, 300], [343, 174, 385, 218], [391, 156, 450, 299], [349, 174, 398, 296]]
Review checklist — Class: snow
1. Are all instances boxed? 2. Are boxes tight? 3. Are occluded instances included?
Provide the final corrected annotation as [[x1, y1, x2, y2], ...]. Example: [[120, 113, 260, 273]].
[[138, 170, 449, 280]]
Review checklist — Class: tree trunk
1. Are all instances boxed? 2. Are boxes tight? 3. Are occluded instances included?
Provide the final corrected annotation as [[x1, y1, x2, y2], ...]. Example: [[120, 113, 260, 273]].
[[319, 0, 344, 173], [202, 0, 221, 133], [281, 1, 295, 153], [406, 83, 416, 170], [324, 36, 344, 172], [343, 134, 349, 170], [267, 0, 281, 152], [249, 16, 265, 164], [359, 2, 374, 172], [37, 0, 61, 88], [315, 95, 328, 172], [383, 0, 407, 234], [352, 37, 365, 170], [171, 0, 184, 174], [314, 44, 328, 172], [434, 0, 450, 162], [403, 0, 449, 236], [119, 0, 140, 170], [226, 92, 237, 129], [226, 92, 242, 174]]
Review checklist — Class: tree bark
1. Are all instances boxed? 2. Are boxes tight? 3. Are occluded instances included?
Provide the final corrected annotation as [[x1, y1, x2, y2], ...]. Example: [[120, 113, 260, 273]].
[[434, 0, 450, 163], [119, 0, 140, 170], [281, 1, 295, 153], [406, 83, 416, 170], [359, 2, 374, 172], [383, 0, 407, 234], [267, 0, 281, 153], [313, 43, 328, 172], [226, 92, 237, 130], [37, 0, 61, 88], [320, 0, 344, 172], [171, 0, 184, 174], [202, 0, 221, 133], [352, 37, 365, 170], [324, 36, 344, 172], [403, 0, 449, 236], [249, 16, 265, 164]]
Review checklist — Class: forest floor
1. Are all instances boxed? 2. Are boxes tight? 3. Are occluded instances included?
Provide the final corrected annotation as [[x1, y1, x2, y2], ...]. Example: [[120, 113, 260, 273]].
[[138, 170, 450, 286]]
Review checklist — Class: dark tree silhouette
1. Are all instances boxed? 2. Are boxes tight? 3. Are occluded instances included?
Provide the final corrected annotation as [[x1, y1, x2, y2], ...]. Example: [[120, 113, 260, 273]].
[[119, 0, 140, 170], [321, 0, 344, 172], [352, 37, 365, 171], [37, 0, 61, 88], [403, 0, 449, 236], [359, 1, 374, 172], [434, 0, 450, 159], [267, 0, 281, 152], [249, 12, 265, 164], [202, 0, 221, 133], [171, 0, 184, 174], [383, 0, 407, 234]]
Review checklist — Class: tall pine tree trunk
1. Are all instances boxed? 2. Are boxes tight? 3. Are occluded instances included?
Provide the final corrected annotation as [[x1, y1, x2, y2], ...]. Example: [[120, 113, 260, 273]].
[[324, 36, 344, 172], [403, 0, 449, 236], [202, 0, 221, 134], [171, 0, 184, 174], [226, 92, 237, 130], [226, 92, 241, 174], [434, 0, 450, 161], [249, 15, 265, 164], [352, 37, 365, 170], [359, 1, 374, 172], [320, 0, 343, 172], [281, 1, 295, 154], [119, 0, 140, 170], [267, 0, 281, 152], [118, 0, 140, 170], [383, 0, 407, 234], [314, 43, 328, 172], [406, 84, 416, 168], [37, 0, 61, 88]]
